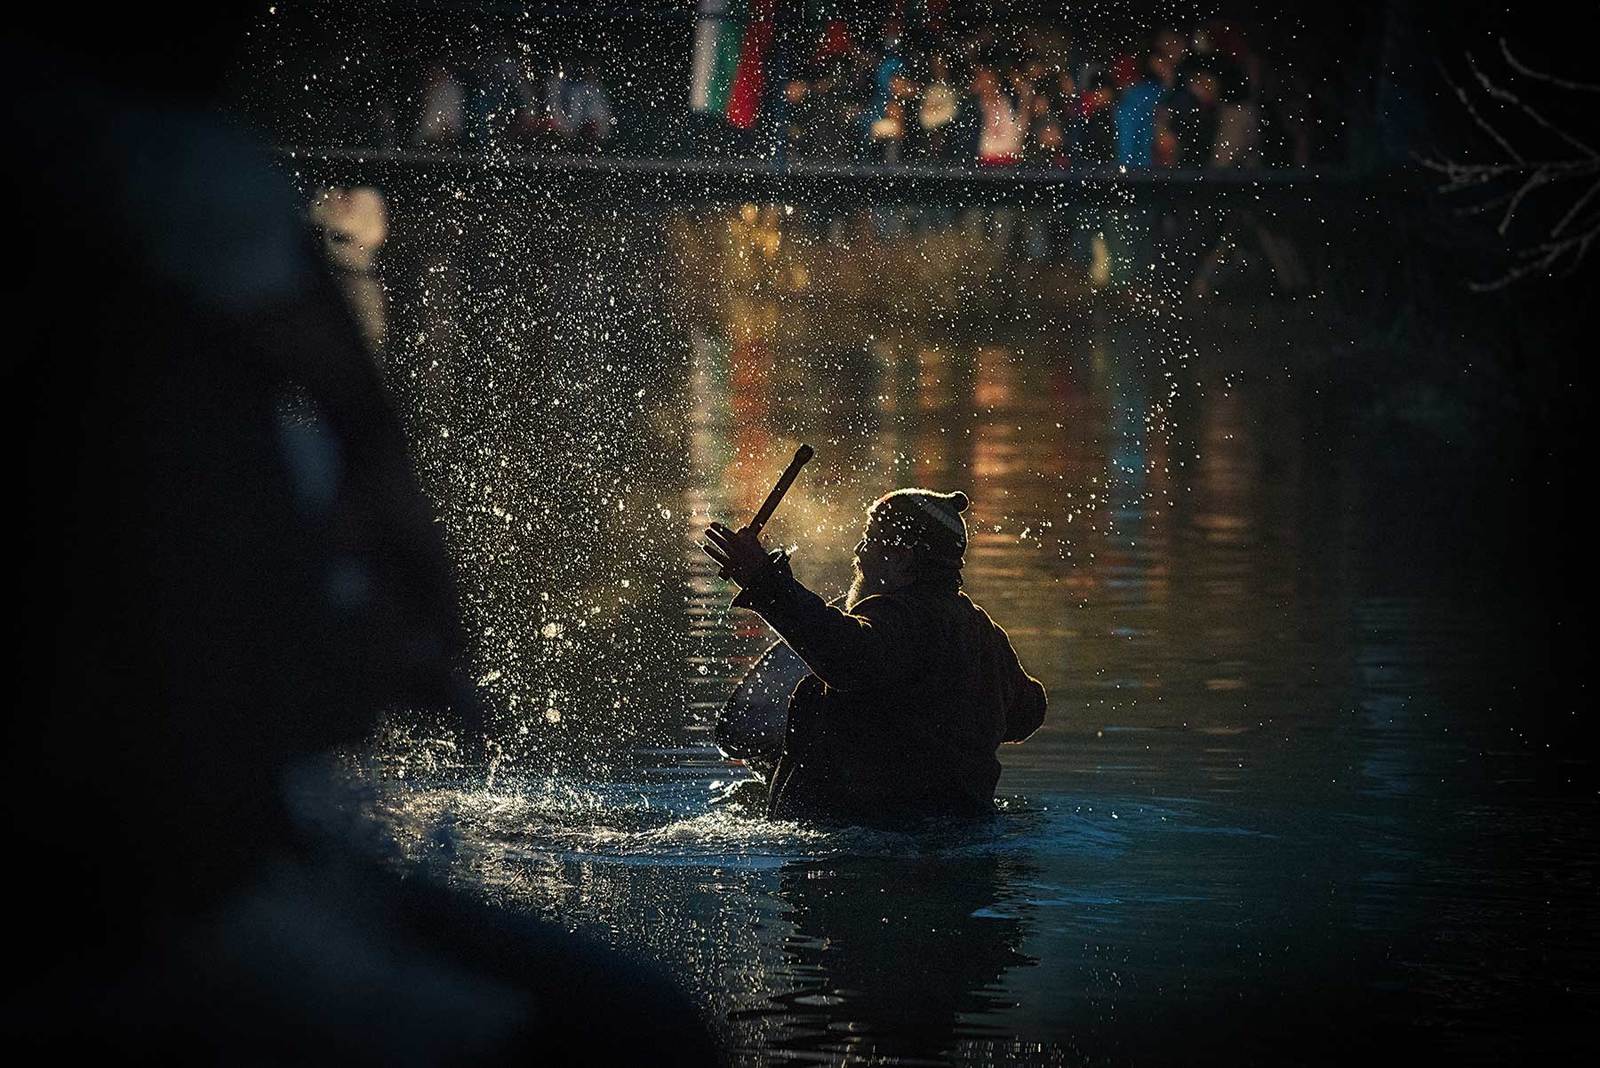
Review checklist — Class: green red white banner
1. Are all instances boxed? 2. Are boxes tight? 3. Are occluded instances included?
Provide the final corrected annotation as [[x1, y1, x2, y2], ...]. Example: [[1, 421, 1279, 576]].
[[689, 0, 775, 129]]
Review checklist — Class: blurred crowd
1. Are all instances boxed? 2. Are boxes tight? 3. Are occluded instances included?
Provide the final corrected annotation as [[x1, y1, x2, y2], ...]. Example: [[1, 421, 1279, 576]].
[[250, 10, 1333, 172], [774, 17, 1315, 169], [410, 41, 616, 151]]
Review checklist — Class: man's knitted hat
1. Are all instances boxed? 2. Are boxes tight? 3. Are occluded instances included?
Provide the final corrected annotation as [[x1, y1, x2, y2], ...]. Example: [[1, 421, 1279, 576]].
[[866, 488, 970, 568]]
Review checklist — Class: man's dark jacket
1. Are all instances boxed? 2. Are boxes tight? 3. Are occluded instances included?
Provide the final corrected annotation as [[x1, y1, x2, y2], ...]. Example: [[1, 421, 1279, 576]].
[[735, 557, 1047, 825]]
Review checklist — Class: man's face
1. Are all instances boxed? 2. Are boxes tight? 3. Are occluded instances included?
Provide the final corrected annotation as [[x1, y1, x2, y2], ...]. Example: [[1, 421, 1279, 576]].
[[849, 529, 912, 610], [853, 517, 916, 586], [853, 533, 893, 582]]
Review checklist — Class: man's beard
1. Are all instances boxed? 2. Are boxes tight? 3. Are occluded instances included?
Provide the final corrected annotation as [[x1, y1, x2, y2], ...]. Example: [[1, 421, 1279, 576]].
[[846, 562, 876, 611]]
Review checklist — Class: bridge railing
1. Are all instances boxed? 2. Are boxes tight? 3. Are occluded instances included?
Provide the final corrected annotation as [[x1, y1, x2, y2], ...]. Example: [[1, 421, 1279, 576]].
[[275, 146, 1386, 206]]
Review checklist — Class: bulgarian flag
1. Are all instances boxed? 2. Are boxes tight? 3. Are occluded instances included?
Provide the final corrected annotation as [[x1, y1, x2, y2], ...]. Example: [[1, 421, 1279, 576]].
[[689, 0, 774, 129]]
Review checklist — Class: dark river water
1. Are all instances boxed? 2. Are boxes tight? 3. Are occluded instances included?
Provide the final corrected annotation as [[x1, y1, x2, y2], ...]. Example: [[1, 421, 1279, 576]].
[[324, 202, 1594, 1064]]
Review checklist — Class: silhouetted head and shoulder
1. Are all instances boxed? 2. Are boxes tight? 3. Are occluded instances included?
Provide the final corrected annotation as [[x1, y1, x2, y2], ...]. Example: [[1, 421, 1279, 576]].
[[847, 487, 970, 609]]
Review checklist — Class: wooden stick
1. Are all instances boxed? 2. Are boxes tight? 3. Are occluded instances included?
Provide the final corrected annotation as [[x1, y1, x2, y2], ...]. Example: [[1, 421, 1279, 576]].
[[748, 445, 814, 536]]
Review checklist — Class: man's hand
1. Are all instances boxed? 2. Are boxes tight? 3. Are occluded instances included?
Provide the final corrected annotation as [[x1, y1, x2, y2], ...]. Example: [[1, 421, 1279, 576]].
[[701, 522, 773, 588]]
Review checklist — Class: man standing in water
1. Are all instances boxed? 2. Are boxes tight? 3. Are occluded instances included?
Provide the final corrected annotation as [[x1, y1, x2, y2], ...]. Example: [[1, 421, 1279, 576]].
[[704, 489, 1047, 825]]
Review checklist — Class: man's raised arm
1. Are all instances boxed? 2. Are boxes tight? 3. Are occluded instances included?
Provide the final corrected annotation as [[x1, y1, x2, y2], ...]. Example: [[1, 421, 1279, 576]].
[[702, 523, 910, 692]]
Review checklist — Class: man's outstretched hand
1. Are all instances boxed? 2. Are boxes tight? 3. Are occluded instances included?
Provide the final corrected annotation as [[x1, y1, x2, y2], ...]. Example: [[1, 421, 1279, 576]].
[[701, 522, 774, 588]]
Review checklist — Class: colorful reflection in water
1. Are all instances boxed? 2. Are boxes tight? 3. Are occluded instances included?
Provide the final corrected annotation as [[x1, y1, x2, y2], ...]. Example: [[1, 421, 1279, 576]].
[[340, 206, 1593, 1065]]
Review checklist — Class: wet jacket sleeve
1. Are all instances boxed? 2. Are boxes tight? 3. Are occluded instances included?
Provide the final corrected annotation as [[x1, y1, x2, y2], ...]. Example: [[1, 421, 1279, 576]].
[[731, 554, 917, 692], [995, 625, 1047, 742]]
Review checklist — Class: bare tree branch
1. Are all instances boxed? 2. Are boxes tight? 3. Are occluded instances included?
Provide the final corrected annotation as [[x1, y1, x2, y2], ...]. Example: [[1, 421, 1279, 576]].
[[1432, 41, 1600, 287], [1467, 220, 1600, 291], [1496, 167, 1551, 235], [1552, 176, 1600, 237], [1499, 39, 1600, 94], [1443, 57, 1522, 162], [1467, 50, 1597, 159]]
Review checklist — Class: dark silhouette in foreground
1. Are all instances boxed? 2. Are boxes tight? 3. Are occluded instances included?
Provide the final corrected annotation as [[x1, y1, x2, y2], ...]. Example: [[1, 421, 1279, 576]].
[[6, 36, 718, 1064], [705, 489, 1046, 826]]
